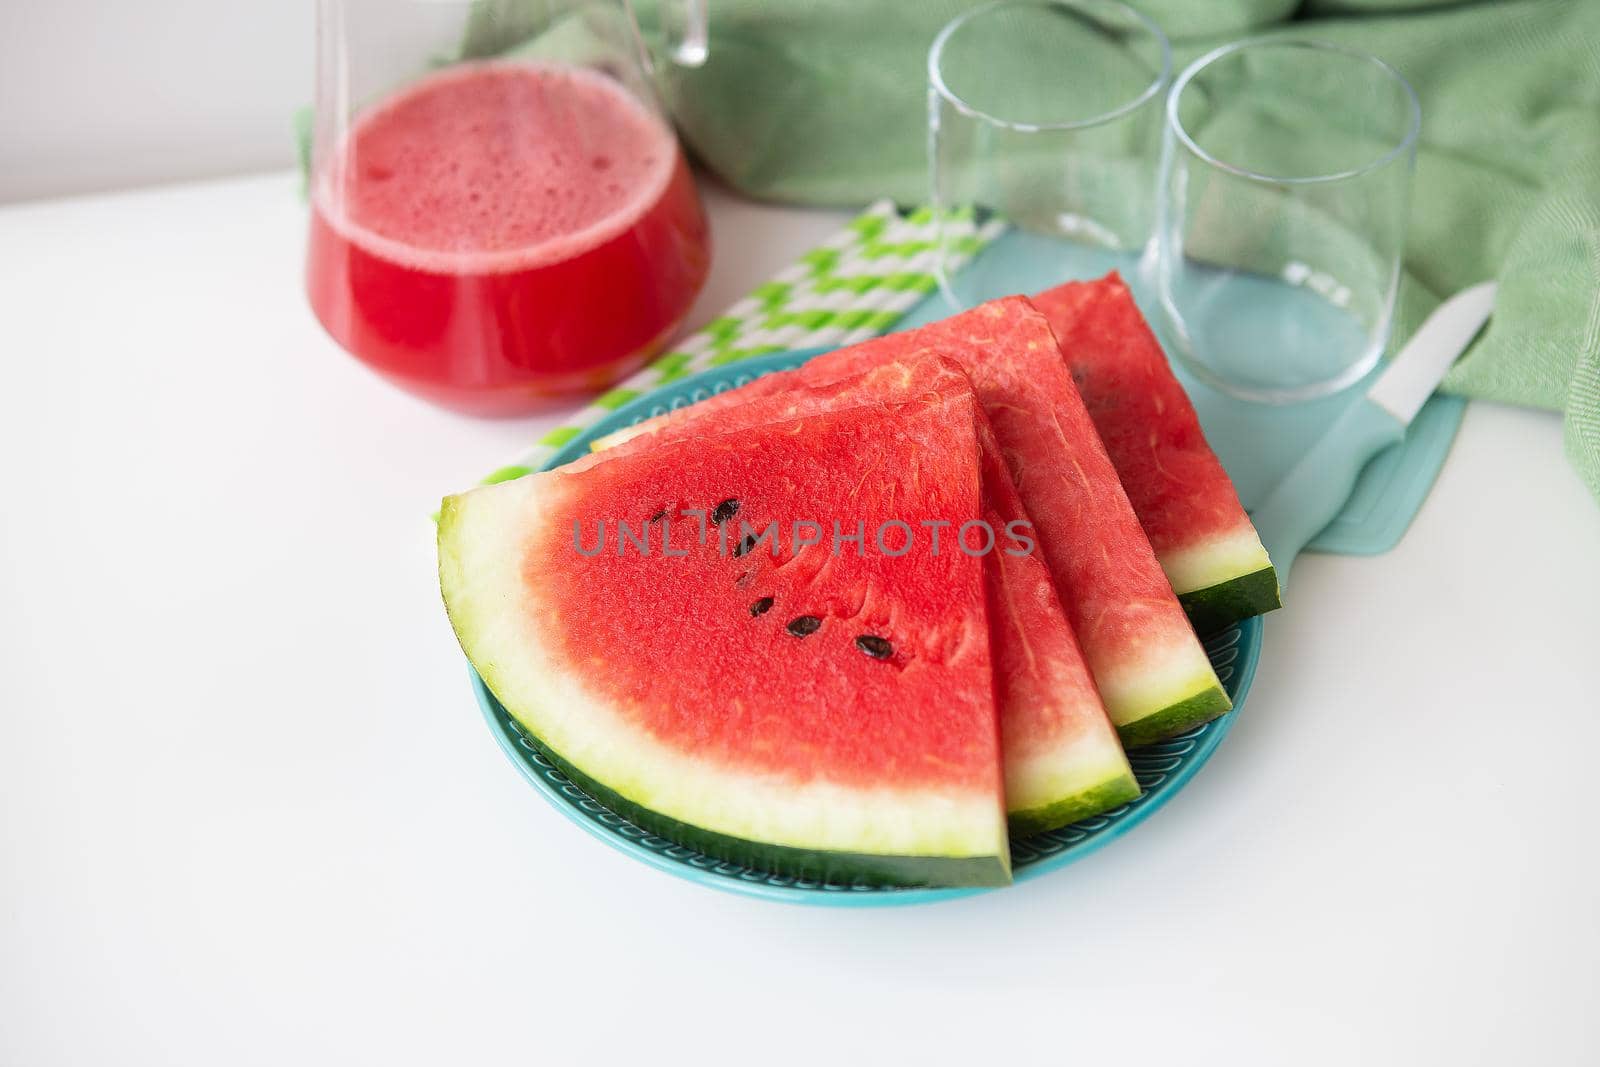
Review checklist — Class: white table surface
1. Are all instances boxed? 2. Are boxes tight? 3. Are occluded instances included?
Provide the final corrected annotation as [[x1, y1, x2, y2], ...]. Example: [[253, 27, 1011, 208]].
[[2, 172, 1598, 1066]]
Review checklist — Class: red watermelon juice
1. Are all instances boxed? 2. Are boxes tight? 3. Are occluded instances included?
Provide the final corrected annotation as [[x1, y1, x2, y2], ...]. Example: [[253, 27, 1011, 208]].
[[306, 62, 710, 414]]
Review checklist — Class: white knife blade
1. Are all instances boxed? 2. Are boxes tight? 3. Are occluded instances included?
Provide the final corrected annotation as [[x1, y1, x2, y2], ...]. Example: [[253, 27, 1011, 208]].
[[1368, 280, 1498, 425]]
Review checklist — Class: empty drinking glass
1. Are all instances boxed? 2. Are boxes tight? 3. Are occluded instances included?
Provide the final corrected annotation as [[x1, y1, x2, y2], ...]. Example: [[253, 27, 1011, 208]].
[[928, 0, 1171, 308], [1157, 38, 1421, 403]]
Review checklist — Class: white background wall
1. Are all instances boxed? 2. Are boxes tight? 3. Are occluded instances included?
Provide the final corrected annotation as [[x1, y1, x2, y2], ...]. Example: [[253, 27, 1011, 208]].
[[0, 1, 315, 203]]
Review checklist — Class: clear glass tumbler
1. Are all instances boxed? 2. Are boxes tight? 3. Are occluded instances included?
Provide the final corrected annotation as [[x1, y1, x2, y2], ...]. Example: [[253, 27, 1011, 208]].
[[1157, 38, 1420, 403], [306, 0, 711, 416], [928, 0, 1171, 309]]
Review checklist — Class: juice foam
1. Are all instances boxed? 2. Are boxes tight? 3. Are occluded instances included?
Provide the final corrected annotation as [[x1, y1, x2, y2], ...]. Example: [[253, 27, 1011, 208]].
[[318, 61, 677, 274]]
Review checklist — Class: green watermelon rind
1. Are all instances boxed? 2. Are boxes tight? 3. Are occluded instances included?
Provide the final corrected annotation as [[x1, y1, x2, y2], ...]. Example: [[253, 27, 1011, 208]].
[[1177, 566, 1283, 637], [513, 713, 1011, 888], [1007, 769, 1142, 839], [1117, 684, 1234, 749]]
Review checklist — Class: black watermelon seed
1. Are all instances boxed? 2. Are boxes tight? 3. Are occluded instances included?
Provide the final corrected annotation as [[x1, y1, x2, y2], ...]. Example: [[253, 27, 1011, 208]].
[[750, 596, 774, 617], [733, 534, 758, 558], [855, 635, 893, 660], [786, 615, 822, 637], [648, 508, 667, 523], [711, 499, 740, 525]]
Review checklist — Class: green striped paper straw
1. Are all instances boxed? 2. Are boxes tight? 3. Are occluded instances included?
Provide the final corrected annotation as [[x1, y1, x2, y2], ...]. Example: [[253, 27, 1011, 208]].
[[477, 200, 1003, 485]]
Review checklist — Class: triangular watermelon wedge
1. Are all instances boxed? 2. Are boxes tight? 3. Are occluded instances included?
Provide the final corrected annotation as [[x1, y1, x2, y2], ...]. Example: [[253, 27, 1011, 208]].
[[440, 387, 1011, 888], [1032, 274, 1281, 633], [592, 352, 1139, 835], [827, 300, 1231, 745], [608, 298, 1230, 746]]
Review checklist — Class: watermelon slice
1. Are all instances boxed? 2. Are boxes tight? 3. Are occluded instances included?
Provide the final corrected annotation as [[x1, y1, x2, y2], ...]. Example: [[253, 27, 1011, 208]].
[[973, 414, 1143, 830], [440, 388, 1012, 887], [1033, 274, 1281, 633], [607, 298, 1230, 747], [593, 352, 1139, 835]]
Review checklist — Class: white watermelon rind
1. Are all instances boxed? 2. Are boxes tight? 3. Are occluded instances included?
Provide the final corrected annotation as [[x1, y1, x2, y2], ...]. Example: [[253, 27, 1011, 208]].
[[438, 476, 1012, 888], [1159, 525, 1282, 635], [1006, 739, 1141, 837], [1116, 683, 1234, 749], [1091, 635, 1234, 750]]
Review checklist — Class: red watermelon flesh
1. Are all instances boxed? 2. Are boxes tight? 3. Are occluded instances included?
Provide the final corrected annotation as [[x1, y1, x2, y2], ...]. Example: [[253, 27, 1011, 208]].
[[1032, 274, 1280, 633], [440, 386, 1010, 887], [596, 351, 1139, 834], [972, 412, 1141, 830], [607, 297, 1229, 746], [813, 299, 1230, 746]]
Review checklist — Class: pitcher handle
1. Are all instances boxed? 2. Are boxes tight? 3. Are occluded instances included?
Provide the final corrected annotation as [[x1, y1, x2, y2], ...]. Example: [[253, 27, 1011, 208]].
[[660, 0, 708, 67]]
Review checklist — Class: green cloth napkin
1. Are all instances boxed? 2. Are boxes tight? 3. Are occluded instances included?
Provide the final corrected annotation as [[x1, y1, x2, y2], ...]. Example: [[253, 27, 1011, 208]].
[[610, 0, 1600, 507]]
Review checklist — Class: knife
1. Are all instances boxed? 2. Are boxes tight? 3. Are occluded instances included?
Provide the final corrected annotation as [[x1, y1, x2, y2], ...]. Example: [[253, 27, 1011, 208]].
[[1251, 281, 1498, 588]]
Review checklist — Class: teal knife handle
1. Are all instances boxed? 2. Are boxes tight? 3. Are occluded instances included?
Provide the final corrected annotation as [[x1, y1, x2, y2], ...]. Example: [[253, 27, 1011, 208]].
[[1251, 398, 1407, 588]]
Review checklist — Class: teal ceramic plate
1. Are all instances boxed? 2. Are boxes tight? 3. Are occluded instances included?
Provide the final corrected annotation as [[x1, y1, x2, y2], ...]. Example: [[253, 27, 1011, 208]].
[[471, 351, 1264, 906]]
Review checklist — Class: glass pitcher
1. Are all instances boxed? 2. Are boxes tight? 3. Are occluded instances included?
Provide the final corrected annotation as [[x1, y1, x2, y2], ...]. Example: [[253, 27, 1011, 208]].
[[306, 0, 711, 415]]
